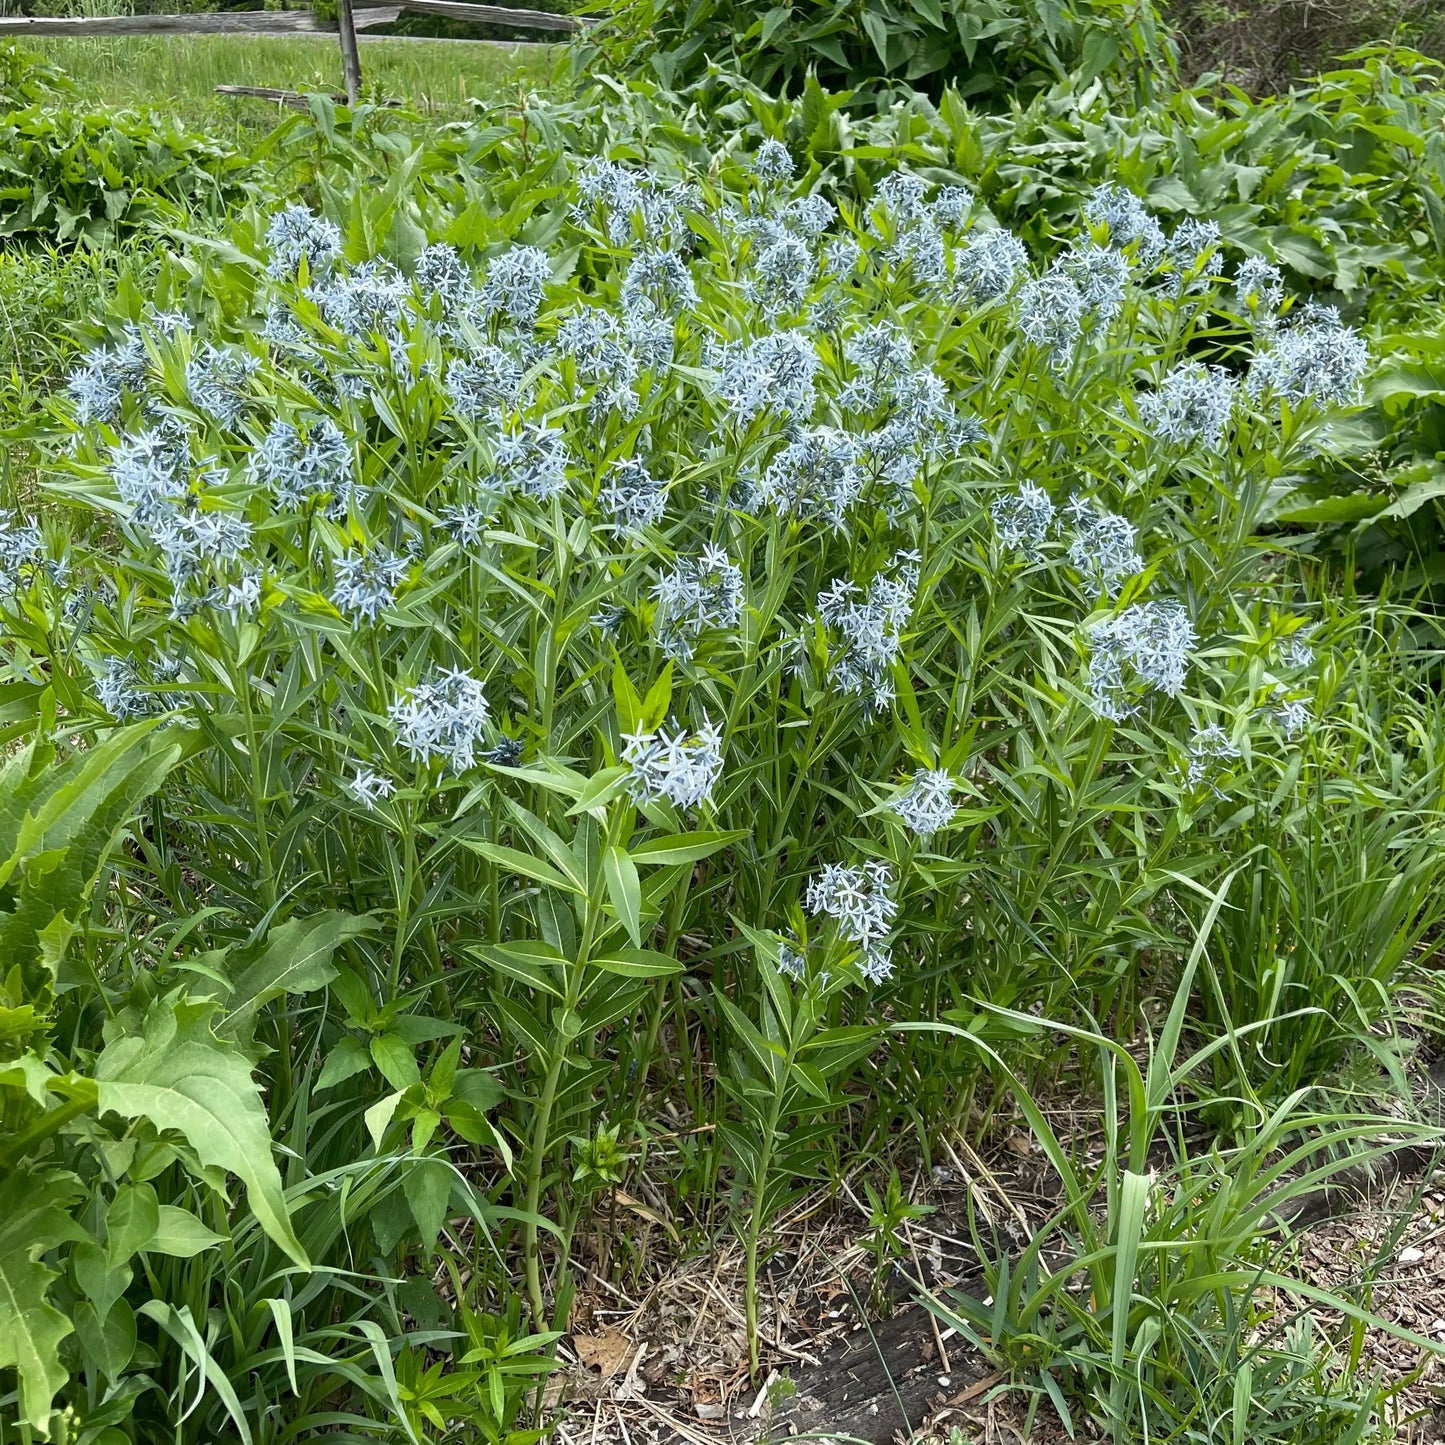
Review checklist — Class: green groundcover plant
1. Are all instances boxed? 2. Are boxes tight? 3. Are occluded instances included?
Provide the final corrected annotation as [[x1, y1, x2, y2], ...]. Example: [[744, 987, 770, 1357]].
[[0, 41, 250, 250], [3, 98, 1445, 1441], [0, 102, 251, 248]]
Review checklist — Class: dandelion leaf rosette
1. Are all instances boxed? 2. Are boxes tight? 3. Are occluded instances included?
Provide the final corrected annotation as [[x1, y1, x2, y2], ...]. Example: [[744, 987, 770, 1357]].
[[0, 725, 179, 997], [95, 994, 307, 1267], [215, 909, 377, 1040], [0, 1170, 85, 1432]]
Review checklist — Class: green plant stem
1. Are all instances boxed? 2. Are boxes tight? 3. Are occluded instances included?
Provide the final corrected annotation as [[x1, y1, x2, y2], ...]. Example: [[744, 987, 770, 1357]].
[[0, 1091, 96, 1170], [522, 1048, 565, 1330], [744, 1081, 786, 1382], [390, 796, 419, 998], [236, 667, 276, 911], [523, 900, 596, 1328]]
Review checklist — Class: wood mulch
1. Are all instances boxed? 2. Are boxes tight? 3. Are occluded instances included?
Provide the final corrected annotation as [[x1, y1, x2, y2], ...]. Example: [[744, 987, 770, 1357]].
[[546, 1051, 1445, 1444]]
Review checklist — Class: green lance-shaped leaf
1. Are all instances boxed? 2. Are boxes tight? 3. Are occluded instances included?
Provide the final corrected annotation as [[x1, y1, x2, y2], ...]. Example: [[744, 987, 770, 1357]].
[[602, 845, 643, 947], [628, 829, 748, 866], [0, 1170, 85, 1432], [95, 994, 308, 1267]]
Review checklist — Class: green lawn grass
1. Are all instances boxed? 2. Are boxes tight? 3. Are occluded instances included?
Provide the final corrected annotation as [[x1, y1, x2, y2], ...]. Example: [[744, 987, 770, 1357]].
[[30, 33, 559, 133]]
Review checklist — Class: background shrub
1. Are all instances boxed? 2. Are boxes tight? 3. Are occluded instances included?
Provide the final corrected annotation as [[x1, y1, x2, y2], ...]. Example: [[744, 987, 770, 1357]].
[[587, 0, 1176, 101], [0, 37, 70, 104]]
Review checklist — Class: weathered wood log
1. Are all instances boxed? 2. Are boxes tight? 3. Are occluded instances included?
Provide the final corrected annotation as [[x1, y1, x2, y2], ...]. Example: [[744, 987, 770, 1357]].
[[0, 2, 585, 40], [767, 1302, 991, 1443], [214, 83, 405, 107], [351, 4, 406, 26], [216, 85, 333, 108]]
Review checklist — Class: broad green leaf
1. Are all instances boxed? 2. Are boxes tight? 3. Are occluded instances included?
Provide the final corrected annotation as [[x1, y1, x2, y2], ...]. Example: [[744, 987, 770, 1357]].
[[860, 6, 891, 66], [1271, 493, 1388, 524], [0, 723, 169, 890], [403, 1157, 452, 1254], [389, 1015, 463, 1045], [365, 1091, 404, 1149], [95, 996, 307, 1267], [1382, 471, 1445, 521], [73, 1299, 136, 1383], [451, 1068, 505, 1113], [445, 1100, 493, 1146], [74, 1240, 130, 1322], [602, 845, 643, 947], [105, 1182, 159, 1265], [410, 1106, 443, 1154], [430, 1036, 462, 1098], [760, 5, 791, 44], [370, 1033, 420, 1091], [148, 1206, 226, 1258], [0, 1170, 84, 1432], [316, 1034, 372, 1090]]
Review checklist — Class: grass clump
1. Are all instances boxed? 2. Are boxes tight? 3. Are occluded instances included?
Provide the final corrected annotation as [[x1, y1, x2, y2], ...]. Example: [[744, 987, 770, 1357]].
[[26, 33, 558, 135]]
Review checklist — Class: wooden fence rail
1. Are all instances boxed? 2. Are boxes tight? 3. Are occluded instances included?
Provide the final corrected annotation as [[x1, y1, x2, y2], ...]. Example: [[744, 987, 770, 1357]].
[[0, 3, 586, 38], [0, 2, 593, 108], [0, 9, 337, 35], [352, 0, 588, 29]]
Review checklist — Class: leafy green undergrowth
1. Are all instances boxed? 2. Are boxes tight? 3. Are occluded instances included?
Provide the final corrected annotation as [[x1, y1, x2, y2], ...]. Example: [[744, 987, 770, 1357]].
[[2, 82, 1443, 1439], [0, 104, 249, 249]]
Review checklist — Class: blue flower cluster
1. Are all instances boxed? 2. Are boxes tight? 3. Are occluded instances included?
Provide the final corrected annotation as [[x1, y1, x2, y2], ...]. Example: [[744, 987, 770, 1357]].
[[806, 861, 898, 982], [888, 769, 960, 839], [652, 546, 744, 661], [388, 667, 491, 775], [38, 147, 1358, 995], [621, 717, 724, 809], [1086, 600, 1198, 720], [812, 551, 920, 715]]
